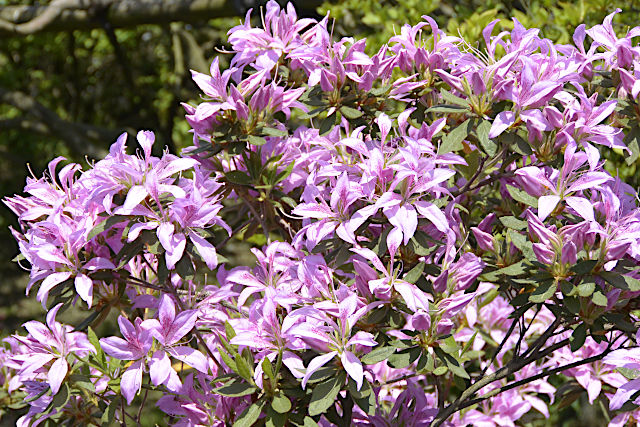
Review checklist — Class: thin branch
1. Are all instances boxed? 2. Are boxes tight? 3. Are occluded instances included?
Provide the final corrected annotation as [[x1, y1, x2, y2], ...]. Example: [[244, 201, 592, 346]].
[[96, 9, 136, 89], [458, 342, 617, 411], [432, 317, 566, 426], [515, 304, 541, 355], [451, 170, 516, 197], [480, 310, 520, 377]]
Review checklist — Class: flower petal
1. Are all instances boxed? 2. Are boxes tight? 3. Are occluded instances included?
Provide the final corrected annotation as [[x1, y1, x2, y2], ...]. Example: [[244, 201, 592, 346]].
[[302, 351, 338, 389], [48, 357, 68, 395], [121, 360, 144, 405], [341, 351, 364, 391]]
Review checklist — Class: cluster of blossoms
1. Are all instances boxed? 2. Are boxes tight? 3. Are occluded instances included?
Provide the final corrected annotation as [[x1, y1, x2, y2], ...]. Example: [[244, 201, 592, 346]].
[[4, 2, 640, 426]]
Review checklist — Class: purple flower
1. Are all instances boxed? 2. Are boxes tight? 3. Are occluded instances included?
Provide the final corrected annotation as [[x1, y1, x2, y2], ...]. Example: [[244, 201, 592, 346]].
[[100, 316, 153, 403], [287, 291, 378, 390], [11, 304, 95, 394], [142, 295, 208, 379], [603, 332, 640, 410]]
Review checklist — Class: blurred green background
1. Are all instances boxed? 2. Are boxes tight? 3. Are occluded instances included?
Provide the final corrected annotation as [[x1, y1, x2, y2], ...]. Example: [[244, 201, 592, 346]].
[[0, 0, 638, 425]]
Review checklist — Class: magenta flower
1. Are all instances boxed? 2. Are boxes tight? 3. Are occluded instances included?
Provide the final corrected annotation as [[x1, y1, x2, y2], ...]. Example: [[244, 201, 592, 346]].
[[603, 332, 640, 410], [293, 172, 365, 246], [352, 246, 432, 312], [225, 241, 302, 307], [126, 167, 230, 270], [100, 316, 153, 403], [10, 304, 95, 394], [287, 292, 378, 390], [229, 291, 305, 386], [515, 143, 612, 221], [142, 295, 208, 379]]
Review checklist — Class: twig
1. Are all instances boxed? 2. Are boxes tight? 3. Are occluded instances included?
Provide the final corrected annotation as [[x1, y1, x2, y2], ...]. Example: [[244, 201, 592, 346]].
[[431, 317, 566, 426], [458, 343, 616, 411], [480, 310, 520, 377]]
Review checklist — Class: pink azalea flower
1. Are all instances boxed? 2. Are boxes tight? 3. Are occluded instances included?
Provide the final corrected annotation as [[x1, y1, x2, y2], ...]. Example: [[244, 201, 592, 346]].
[[10, 304, 95, 395]]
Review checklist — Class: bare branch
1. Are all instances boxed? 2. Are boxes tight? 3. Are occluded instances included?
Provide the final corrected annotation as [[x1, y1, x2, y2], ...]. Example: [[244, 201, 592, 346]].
[[0, 0, 84, 35], [0, 117, 49, 134], [432, 317, 567, 426], [0, 0, 238, 37], [0, 87, 119, 158]]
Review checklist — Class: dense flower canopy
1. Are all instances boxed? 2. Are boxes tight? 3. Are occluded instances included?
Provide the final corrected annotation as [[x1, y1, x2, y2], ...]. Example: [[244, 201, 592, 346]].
[[4, 2, 640, 426]]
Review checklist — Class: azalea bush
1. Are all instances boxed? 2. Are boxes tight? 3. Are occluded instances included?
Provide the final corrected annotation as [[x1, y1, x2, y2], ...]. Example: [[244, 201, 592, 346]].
[[4, 1, 640, 426]]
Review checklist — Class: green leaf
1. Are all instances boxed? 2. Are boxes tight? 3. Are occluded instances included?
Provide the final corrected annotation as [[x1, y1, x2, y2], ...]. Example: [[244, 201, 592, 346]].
[[624, 125, 640, 165], [235, 353, 254, 382], [234, 400, 266, 427], [319, 114, 336, 135], [592, 290, 608, 307], [507, 229, 535, 261], [340, 106, 363, 119], [302, 417, 320, 427], [618, 367, 640, 380], [215, 381, 257, 397], [248, 135, 267, 146], [600, 272, 640, 291], [262, 127, 288, 137], [350, 379, 376, 415], [433, 366, 448, 376], [577, 280, 596, 297], [305, 366, 336, 384], [403, 263, 425, 284], [266, 406, 287, 427], [68, 373, 95, 392], [499, 216, 528, 231], [224, 321, 237, 340], [175, 256, 194, 280], [461, 331, 478, 356], [572, 260, 598, 275], [50, 383, 70, 411], [440, 118, 471, 153], [428, 104, 469, 114], [481, 260, 529, 281], [440, 89, 469, 106], [87, 326, 101, 354], [476, 119, 497, 156], [101, 397, 119, 427], [274, 161, 295, 185], [225, 170, 253, 186], [115, 238, 147, 268], [361, 346, 396, 365], [500, 132, 532, 155], [570, 323, 588, 351], [388, 347, 421, 369], [88, 215, 128, 240], [439, 335, 459, 355], [11, 253, 26, 263], [564, 296, 581, 314], [271, 392, 292, 413], [219, 348, 238, 373], [433, 347, 469, 379], [506, 185, 538, 207], [262, 358, 275, 382], [309, 375, 343, 416], [529, 280, 557, 303]]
